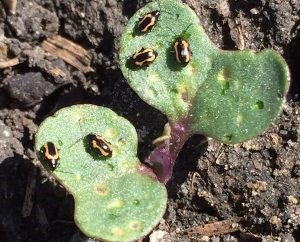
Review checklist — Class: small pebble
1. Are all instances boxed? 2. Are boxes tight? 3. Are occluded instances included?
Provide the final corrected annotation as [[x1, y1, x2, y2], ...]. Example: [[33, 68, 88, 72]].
[[250, 8, 259, 15], [287, 195, 298, 205]]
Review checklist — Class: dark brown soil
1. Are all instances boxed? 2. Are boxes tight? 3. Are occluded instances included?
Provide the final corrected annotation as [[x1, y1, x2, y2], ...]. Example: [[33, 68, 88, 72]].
[[0, 0, 299, 241]]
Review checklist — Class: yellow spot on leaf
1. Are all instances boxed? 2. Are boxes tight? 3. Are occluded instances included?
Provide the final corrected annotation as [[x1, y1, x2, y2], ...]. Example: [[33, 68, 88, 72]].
[[104, 128, 117, 139], [111, 227, 124, 236], [122, 161, 129, 169], [217, 66, 231, 83], [148, 72, 160, 83], [222, 134, 233, 143], [74, 113, 83, 122], [176, 83, 190, 103], [108, 199, 124, 209], [127, 32, 134, 40], [122, 159, 139, 170], [186, 62, 198, 75], [236, 114, 244, 123]]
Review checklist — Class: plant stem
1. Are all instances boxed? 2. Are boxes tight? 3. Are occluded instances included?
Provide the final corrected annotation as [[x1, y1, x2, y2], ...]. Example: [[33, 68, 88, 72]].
[[145, 120, 191, 184]]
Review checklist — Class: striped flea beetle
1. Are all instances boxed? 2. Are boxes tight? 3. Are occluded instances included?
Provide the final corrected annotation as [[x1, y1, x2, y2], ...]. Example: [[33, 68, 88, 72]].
[[42, 142, 59, 169], [138, 10, 161, 33], [165, 24, 193, 67], [135, 0, 177, 35], [173, 37, 192, 66], [87, 134, 113, 157], [129, 48, 158, 68]]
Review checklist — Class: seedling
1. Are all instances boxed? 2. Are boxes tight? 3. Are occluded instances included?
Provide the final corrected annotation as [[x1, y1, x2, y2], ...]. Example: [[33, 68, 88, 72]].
[[35, 0, 290, 241], [35, 105, 167, 242], [119, 0, 290, 183]]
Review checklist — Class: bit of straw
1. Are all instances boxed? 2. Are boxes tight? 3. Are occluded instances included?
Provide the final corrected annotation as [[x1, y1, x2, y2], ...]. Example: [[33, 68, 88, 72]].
[[0, 57, 20, 69], [5, 0, 17, 15], [152, 123, 171, 145], [186, 218, 241, 236], [42, 35, 94, 73]]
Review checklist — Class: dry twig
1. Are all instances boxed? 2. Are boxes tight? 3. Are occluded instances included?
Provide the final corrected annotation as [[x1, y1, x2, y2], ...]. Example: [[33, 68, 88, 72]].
[[42, 35, 94, 73], [0, 57, 20, 69], [186, 218, 241, 236]]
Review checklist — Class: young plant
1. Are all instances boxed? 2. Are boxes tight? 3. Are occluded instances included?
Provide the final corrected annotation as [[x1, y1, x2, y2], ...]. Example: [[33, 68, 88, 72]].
[[119, 0, 290, 184], [35, 105, 167, 242]]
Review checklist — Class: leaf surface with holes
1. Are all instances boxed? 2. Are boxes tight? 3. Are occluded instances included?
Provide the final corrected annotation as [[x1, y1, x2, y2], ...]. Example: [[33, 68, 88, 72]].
[[35, 105, 167, 241], [120, 0, 289, 143]]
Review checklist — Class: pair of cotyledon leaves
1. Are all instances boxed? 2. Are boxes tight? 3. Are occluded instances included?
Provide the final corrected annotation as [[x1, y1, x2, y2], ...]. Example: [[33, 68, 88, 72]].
[[35, 0, 289, 241]]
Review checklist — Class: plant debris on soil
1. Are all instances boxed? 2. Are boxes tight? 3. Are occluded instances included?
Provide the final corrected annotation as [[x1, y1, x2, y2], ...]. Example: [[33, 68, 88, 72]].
[[0, 0, 299, 241]]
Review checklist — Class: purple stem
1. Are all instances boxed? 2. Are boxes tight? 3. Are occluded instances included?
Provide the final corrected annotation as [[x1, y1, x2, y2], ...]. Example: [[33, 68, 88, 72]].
[[144, 120, 191, 184]]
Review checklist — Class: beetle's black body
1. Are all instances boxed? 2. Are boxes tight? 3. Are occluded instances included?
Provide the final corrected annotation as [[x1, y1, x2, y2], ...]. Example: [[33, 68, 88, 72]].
[[130, 48, 158, 67], [87, 134, 113, 157], [42, 142, 59, 169], [173, 37, 192, 66], [138, 10, 161, 33]]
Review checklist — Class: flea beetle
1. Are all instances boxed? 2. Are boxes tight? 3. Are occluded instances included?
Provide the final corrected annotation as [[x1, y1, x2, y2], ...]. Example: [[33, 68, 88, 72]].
[[129, 48, 158, 68], [173, 37, 191, 66], [42, 142, 59, 169], [138, 10, 160, 33], [135, 0, 176, 35], [87, 134, 113, 157], [164, 24, 193, 66]]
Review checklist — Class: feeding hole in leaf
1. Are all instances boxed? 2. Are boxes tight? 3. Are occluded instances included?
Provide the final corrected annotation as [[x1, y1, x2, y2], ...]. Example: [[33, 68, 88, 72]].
[[108, 199, 125, 209], [277, 91, 283, 99], [236, 114, 244, 123], [108, 213, 120, 220], [107, 163, 115, 171], [217, 67, 231, 95], [133, 199, 141, 206], [223, 134, 233, 143], [148, 72, 160, 83], [217, 66, 232, 81], [220, 81, 230, 95], [148, 86, 159, 98], [255, 100, 264, 110], [181, 90, 189, 102]]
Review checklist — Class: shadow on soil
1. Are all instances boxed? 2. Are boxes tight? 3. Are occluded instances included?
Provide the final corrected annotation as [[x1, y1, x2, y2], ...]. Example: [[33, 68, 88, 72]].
[[0, 155, 77, 242]]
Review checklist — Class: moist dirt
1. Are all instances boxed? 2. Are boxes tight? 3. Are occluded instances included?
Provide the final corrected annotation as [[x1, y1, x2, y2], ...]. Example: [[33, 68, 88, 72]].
[[0, 0, 299, 241]]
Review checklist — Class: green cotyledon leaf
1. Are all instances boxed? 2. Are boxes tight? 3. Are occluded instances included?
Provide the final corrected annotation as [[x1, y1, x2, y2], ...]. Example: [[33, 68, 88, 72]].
[[190, 50, 289, 143], [35, 105, 167, 242], [120, 0, 216, 120], [119, 0, 289, 144]]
